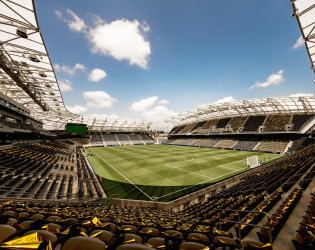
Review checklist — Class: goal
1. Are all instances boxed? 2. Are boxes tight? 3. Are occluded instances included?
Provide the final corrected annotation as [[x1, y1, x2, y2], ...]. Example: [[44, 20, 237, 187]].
[[247, 155, 259, 168]]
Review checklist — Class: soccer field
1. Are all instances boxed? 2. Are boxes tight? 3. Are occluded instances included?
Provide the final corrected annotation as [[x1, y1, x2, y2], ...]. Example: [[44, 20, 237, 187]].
[[85, 144, 283, 201]]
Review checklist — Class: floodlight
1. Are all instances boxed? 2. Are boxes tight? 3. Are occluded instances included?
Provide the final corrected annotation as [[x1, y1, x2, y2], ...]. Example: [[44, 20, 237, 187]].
[[39, 71, 47, 78], [16, 26, 27, 38], [29, 54, 40, 62]]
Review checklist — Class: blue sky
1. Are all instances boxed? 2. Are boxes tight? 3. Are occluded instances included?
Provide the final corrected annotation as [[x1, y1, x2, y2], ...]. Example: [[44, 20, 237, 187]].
[[36, 0, 314, 130]]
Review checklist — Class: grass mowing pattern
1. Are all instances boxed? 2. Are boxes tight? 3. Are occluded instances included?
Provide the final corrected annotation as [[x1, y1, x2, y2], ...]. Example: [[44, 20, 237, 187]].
[[85, 144, 282, 201]]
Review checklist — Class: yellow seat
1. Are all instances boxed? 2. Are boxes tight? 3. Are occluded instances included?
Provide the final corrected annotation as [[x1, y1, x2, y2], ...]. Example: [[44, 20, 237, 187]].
[[187, 233, 210, 243], [123, 233, 142, 244], [24, 230, 57, 244], [147, 237, 171, 249], [89, 229, 113, 243], [45, 223, 62, 233], [121, 225, 137, 234], [139, 227, 159, 237]]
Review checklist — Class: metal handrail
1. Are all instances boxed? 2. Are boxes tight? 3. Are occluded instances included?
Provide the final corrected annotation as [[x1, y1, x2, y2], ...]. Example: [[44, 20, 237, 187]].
[[217, 208, 273, 245]]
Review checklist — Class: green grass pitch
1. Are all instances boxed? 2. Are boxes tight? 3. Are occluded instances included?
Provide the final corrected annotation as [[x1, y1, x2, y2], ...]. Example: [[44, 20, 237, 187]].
[[84, 144, 283, 202]]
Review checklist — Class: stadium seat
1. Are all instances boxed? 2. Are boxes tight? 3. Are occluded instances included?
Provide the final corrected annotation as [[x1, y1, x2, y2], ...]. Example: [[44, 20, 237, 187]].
[[47, 215, 62, 222], [30, 213, 45, 220], [2, 211, 15, 216], [213, 236, 239, 249], [121, 224, 138, 234], [146, 237, 171, 249], [89, 229, 113, 243], [187, 232, 210, 244], [0, 224, 17, 243], [19, 220, 34, 229], [45, 223, 62, 233], [7, 218, 17, 226], [139, 227, 159, 236], [24, 230, 57, 244], [117, 243, 155, 249], [179, 242, 209, 250], [61, 236, 106, 250], [241, 240, 271, 250], [123, 233, 142, 244], [18, 212, 29, 218]]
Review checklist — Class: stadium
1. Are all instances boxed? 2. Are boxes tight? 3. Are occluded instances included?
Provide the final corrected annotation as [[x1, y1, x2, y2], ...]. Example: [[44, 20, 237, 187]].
[[0, 0, 315, 250]]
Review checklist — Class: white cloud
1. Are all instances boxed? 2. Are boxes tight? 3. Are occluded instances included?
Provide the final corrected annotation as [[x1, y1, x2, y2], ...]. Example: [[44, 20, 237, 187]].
[[55, 8, 87, 32], [88, 68, 107, 82], [129, 96, 176, 129], [293, 36, 304, 49], [214, 96, 235, 104], [57, 9, 151, 69], [55, 10, 62, 19], [58, 79, 72, 92], [140, 105, 176, 127], [54, 63, 86, 75], [54, 63, 61, 71], [89, 19, 151, 69], [74, 63, 86, 71], [250, 69, 284, 89], [66, 105, 87, 114], [159, 99, 170, 105], [83, 91, 117, 108], [130, 96, 158, 112], [289, 93, 314, 98], [66, 9, 87, 32]]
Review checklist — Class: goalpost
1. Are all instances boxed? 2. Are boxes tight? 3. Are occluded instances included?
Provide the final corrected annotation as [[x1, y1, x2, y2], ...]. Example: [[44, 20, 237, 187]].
[[247, 155, 259, 168]]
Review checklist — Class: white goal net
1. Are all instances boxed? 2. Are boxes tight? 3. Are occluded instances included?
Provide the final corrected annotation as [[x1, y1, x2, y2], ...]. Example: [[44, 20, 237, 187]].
[[247, 155, 259, 168]]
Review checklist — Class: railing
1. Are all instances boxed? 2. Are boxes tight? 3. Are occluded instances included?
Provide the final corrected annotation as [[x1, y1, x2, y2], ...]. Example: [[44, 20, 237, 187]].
[[0, 186, 100, 203], [217, 208, 273, 245]]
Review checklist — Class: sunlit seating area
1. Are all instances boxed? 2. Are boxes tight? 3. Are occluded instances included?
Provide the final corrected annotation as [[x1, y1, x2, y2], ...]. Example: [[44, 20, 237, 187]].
[[264, 115, 291, 131], [0, 144, 314, 249], [178, 123, 198, 135], [255, 140, 289, 153], [214, 139, 238, 149]]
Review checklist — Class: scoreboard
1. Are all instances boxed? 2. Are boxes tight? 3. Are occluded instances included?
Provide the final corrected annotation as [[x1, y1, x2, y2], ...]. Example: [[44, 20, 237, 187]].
[[66, 123, 87, 134]]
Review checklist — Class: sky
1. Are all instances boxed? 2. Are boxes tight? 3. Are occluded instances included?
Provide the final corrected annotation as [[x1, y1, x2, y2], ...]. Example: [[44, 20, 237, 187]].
[[35, 0, 314, 131]]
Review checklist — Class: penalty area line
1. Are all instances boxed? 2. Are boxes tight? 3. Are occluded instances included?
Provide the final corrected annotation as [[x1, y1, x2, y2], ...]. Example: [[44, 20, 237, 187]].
[[155, 167, 247, 200], [164, 163, 213, 179], [89, 148, 153, 201]]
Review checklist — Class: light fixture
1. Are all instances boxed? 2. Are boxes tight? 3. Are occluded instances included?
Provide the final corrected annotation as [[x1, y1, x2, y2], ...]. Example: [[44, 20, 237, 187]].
[[16, 26, 27, 38]]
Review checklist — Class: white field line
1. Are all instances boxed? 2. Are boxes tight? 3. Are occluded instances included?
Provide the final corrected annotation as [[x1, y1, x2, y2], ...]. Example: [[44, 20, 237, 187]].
[[156, 154, 283, 199], [164, 163, 213, 179], [262, 154, 283, 163], [89, 146, 283, 201], [156, 167, 247, 200], [89, 148, 152, 200], [165, 152, 246, 168]]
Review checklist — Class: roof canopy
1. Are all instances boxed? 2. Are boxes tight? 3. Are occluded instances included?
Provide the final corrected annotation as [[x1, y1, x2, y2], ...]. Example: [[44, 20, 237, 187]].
[[167, 96, 315, 126], [291, 0, 315, 73], [0, 0, 150, 131]]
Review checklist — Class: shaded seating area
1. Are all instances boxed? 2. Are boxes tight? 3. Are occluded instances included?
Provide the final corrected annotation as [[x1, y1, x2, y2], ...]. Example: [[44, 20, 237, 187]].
[[242, 116, 266, 132]]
